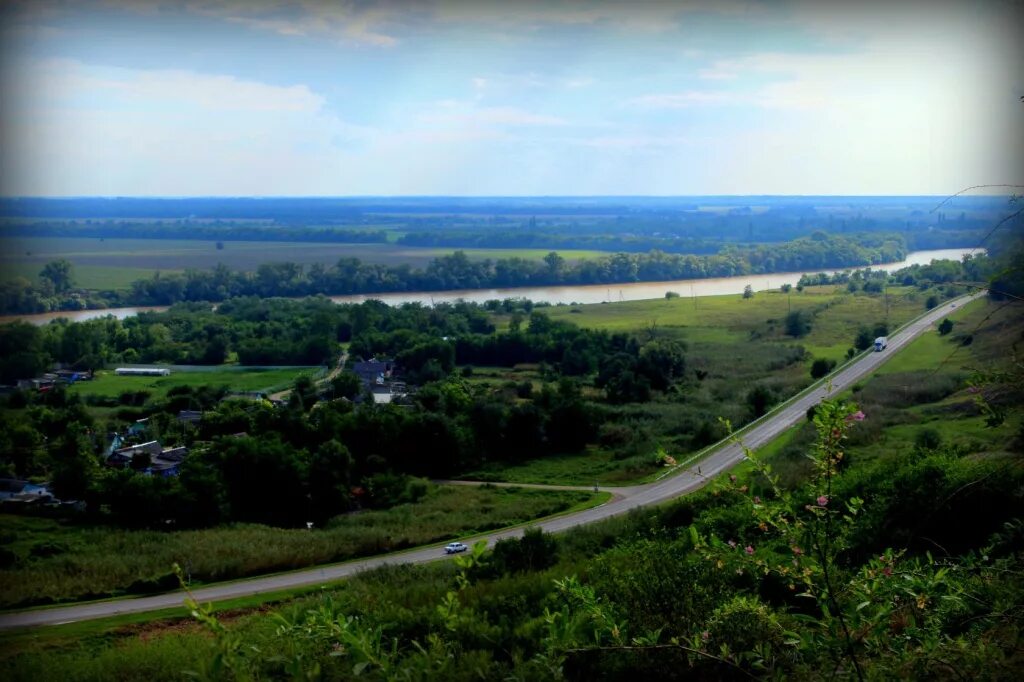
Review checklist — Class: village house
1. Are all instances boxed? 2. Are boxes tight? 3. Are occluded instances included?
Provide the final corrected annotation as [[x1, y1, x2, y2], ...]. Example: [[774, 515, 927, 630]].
[[106, 441, 190, 477]]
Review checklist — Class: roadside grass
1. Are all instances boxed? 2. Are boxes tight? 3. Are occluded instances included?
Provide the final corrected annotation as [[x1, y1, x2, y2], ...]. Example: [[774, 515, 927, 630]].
[[874, 298, 982, 375], [66, 366, 316, 402], [0, 484, 599, 609], [748, 296, 1021, 488], [461, 447, 658, 487]]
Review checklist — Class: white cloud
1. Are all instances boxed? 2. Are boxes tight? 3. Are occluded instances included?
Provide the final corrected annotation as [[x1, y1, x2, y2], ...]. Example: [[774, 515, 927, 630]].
[[185, 0, 401, 47], [0, 58, 379, 195], [17, 58, 324, 113]]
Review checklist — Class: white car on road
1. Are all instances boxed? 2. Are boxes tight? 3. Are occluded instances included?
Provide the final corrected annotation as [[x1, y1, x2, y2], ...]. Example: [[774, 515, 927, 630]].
[[444, 542, 468, 554]]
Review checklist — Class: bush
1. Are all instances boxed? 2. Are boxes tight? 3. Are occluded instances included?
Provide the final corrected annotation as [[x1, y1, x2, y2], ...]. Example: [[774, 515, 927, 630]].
[[810, 358, 836, 379], [485, 527, 558, 576], [854, 327, 874, 351], [29, 540, 70, 558], [784, 310, 811, 337]]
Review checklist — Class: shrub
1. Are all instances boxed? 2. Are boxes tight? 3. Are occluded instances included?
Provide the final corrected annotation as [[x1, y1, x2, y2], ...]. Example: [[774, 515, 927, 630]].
[[784, 310, 811, 337], [810, 358, 836, 379]]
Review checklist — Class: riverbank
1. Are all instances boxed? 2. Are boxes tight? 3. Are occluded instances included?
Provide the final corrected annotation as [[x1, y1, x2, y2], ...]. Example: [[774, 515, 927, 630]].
[[0, 248, 981, 326]]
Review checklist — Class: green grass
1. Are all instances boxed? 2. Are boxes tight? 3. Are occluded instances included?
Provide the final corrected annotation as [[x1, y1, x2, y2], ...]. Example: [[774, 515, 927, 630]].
[[66, 366, 316, 401], [461, 447, 659, 486], [743, 296, 1021, 487], [875, 298, 982, 375], [544, 286, 930, 364], [0, 484, 599, 608], [0, 262, 164, 290]]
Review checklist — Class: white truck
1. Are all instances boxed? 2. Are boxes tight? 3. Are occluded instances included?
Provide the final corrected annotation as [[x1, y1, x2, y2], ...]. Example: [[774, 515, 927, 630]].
[[874, 337, 888, 352]]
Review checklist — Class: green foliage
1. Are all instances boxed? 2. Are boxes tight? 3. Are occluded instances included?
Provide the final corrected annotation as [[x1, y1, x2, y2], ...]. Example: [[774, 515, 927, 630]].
[[784, 309, 811, 337], [810, 357, 836, 379]]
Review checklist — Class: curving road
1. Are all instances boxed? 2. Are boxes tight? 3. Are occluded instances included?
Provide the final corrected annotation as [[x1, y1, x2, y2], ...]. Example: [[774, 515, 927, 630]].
[[0, 295, 976, 631]]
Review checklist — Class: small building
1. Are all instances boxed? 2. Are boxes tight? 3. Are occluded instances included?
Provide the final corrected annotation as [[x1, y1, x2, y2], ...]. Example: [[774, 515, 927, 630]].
[[128, 418, 149, 436], [115, 367, 171, 376], [106, 441, 190, 477], [352, 358, 394, 388], [107, 440, 163, 468], [177, 410, 203, 424], [55, 369, 92, 383], [0, 479, 55, 509]]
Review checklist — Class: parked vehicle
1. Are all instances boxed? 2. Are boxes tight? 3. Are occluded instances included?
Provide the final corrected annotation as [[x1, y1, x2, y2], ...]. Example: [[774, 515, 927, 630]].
[[444, 542, 468, 554]]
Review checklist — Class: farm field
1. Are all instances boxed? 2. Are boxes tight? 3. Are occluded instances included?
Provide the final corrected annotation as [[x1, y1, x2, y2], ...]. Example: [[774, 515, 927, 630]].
[[66, 366, 319, 402], [0, 483, 602, 608], [0, 237, 603, 289]]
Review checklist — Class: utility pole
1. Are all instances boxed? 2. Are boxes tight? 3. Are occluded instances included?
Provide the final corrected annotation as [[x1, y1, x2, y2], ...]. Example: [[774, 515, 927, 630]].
[[884, 282, 889, 324]]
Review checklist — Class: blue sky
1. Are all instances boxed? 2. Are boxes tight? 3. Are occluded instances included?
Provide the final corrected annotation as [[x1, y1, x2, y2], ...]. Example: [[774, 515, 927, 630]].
[[1, 0, 1021, 196]]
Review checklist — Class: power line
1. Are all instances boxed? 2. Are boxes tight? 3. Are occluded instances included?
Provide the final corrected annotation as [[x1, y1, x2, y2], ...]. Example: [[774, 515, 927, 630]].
[[933, 183, 1019, 212]]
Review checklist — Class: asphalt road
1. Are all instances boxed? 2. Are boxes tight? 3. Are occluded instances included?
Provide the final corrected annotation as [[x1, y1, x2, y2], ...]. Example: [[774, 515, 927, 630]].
[[0, 294, 976, 631]]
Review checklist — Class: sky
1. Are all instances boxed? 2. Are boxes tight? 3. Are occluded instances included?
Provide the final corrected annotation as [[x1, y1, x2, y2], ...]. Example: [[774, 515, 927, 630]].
[[0, 0, 1021, 197]]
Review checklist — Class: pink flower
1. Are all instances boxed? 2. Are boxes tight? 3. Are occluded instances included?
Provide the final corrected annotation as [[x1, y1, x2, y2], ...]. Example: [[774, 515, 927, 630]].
[[882, 566, 893, 577], [845, 410, 866, 423], [817, 495, 829, 507], [701, 630, 710, 642], [727, 539, 737, 549], [791, 546, 803, 556], [745, 545, 755, 555]]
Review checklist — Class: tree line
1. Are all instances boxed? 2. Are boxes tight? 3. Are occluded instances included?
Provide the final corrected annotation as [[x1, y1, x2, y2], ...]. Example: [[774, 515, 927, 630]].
[[1, 232, 908, 314]]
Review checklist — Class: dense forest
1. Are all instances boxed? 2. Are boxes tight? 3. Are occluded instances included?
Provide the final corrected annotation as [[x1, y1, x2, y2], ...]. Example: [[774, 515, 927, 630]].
[[1, 232, 909, 314]]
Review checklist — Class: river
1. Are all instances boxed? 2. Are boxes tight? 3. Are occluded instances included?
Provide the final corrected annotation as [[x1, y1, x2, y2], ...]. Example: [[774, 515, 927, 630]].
[[3, 248, 981, 326]]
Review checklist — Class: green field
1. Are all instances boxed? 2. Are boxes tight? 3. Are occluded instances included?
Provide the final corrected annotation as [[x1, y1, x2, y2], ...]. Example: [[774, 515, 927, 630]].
[[0, 484, 600, 608], [67, 366, 318, 402], [544, 285, 928, 362], [0, 237, 602, 289]]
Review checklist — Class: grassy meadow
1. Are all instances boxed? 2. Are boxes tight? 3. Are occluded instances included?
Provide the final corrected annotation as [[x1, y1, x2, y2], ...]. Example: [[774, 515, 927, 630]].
[[543, 284, 928, 362], [0, 483, 601, 608]]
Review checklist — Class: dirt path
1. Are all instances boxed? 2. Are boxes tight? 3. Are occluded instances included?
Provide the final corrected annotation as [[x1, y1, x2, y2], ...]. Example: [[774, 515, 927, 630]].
[[268, 349, 348, 401]]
